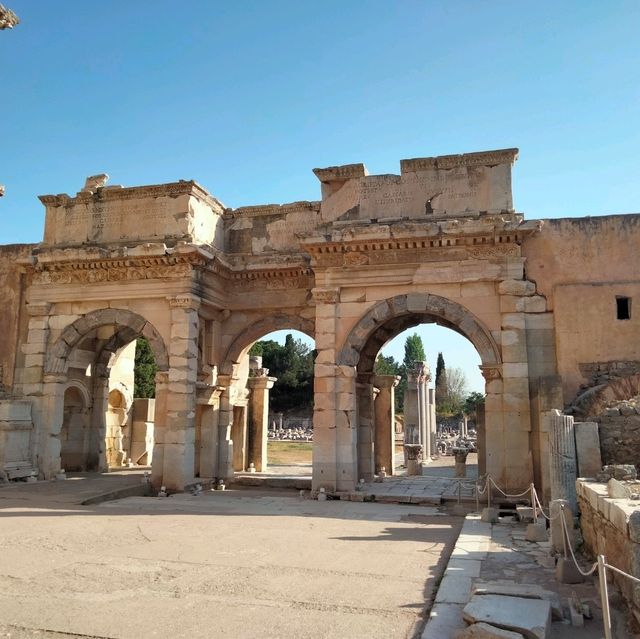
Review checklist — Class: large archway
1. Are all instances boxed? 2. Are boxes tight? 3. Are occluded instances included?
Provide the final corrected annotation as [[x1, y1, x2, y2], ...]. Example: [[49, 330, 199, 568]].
[[220, 315, 316, 480], [338, 294, 499, 485], [39, 309, 169, 479]]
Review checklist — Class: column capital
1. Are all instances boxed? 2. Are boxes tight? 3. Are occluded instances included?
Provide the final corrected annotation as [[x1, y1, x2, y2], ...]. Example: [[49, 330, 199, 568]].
[[373, 374, 401, 388], [247, 376, 277, 390], [480, 364, 502, 381]]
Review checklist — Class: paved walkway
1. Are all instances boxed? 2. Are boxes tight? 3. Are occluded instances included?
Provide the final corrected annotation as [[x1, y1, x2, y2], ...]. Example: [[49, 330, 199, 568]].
[[0, 476, 462, 639], [424, 514, 633, 639]]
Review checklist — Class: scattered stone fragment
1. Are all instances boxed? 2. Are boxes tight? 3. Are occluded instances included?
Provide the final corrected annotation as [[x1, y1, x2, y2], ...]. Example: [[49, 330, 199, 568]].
[[456, 621, 525, 639], [555, 557, 585, 584], [607, 477, 631, 499], [472, 581, 563, 621], [463, 594, 551, 639]]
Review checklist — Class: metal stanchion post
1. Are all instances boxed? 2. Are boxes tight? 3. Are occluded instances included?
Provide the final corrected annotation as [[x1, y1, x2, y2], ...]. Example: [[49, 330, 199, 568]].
[[598, 555, 613, 639]]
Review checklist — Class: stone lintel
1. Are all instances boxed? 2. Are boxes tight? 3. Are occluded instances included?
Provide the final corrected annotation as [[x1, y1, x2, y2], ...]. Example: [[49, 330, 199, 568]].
[[167, 295, 201, 310], [228, 201, 320, 219], [400, 148, 519, 173], [312, 164, 368, 183]]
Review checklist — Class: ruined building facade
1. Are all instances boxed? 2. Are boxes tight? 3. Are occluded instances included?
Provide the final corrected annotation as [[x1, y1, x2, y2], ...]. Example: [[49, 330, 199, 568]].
[[1, 148, 639, 498]]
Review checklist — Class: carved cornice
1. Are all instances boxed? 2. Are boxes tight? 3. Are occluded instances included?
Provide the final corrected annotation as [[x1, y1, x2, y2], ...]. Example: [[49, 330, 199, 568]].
[[227, 201, 320, 219], [400, 148, 519, 173], [480, 364, 502, 381], [313, 164, 368, 183], [39, 180, 225, 214]]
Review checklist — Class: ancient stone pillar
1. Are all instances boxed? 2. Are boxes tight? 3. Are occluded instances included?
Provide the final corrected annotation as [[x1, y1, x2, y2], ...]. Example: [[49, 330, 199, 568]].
[[160, 297, 199, 490], [476, 401, 486, 476], [247, 372, 276, 472], [231, 402, 248, 472], [356, 375, 375, 482], [404, 368, 420, 446], [549, 409, 578, 512], [151, 371, 169, 488], [373, 374, 399, 476], [38, 374, 66, 478], [312, 287, 357, 492], [215, 375, 235, 481], [429, 388, 437, 460]]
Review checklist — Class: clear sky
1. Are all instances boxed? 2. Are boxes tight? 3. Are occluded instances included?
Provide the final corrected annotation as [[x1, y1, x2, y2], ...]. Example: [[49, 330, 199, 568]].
[[2, 1, 639, 392]]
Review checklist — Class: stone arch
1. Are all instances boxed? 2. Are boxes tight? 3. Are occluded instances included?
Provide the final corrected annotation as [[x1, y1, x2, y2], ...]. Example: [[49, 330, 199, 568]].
[[45, 308, 169, 375], [222, 314, 315, 374], [63, 380, 91, 408], [337, 293, 501, 371]]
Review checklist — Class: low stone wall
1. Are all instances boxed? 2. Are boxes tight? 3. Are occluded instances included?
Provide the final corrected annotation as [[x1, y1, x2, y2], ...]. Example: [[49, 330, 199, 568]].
[[577, 479, 640, 623], [598, 407, 640, 468]]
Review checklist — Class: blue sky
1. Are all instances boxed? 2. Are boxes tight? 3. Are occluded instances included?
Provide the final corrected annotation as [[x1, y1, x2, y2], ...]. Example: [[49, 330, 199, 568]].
[[2, 1, 639, 392]]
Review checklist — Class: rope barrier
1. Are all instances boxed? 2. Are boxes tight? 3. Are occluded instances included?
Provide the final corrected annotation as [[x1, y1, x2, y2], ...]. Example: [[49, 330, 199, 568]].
[[559, 504, 598, 576], [488, 476, 532, 500], [604, 563, 640, 585]]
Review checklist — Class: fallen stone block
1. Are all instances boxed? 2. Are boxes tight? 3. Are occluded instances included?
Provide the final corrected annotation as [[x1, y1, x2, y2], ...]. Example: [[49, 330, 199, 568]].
[[471, 581, 562, 621], [456, 621, 525, 638], [463, 594, 551, 639]]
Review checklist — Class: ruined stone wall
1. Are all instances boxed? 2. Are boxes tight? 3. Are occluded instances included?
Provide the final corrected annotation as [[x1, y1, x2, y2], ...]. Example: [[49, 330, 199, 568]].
[[597, 401, 640, 468], [224, 202, 320, 255], [522, 215, 640, 404], [0, 244, 33, 392], [577, 480, 640, 622]]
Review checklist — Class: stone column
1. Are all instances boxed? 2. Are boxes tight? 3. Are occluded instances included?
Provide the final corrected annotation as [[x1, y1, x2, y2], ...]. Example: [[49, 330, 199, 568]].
[[161, 297, 199, 490], [247, 372, 276, 472], [151, 371, 169, 488], [231, 402, 248, 471], [373, 374, 399, 476], [476, 401, 486, 476], [428, 388, 437, 460], [356, 375, 375, 482], [549, 409, 578, 512], [404, 368, 420, 446], [216, 375, 235, 481]]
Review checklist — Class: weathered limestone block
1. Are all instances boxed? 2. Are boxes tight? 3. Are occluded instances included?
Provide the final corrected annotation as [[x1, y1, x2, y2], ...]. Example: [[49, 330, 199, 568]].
[[498, 279, 536, 296]]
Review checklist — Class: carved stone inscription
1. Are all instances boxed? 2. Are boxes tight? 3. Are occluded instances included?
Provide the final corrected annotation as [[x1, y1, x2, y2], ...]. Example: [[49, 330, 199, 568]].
[[358, 164, 511, 220], [53, 197, 184, 245]]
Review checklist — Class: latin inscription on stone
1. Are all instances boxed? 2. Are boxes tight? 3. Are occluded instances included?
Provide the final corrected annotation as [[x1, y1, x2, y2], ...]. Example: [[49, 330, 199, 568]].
[[357, 164, 510, 220]]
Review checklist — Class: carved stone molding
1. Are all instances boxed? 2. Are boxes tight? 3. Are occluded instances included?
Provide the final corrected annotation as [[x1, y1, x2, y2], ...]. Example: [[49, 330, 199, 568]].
[[480, 364, 502, 381], [312, 287, 340, 304]]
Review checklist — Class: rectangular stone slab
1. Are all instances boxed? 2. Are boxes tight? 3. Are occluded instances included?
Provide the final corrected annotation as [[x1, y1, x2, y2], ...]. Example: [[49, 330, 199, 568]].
[[574, 421, 602, 478], [463, 594, 551, 639]]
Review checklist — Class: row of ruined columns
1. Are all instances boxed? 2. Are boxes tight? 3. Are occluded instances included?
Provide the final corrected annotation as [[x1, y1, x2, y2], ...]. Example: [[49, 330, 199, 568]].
[[403, 362, 436, 468]]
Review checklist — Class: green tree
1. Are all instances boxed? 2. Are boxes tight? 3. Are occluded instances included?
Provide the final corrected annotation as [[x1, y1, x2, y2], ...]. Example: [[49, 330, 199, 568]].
[[251, 334, 314, 413], [134, 337, 157, 399], [435, 352, 447, 411], [463, 391, 485, 419], [402, 333, 426, 369], [374, 354, 400, 376], [439, 366, 468, 416], [393, 333, 427, 415]]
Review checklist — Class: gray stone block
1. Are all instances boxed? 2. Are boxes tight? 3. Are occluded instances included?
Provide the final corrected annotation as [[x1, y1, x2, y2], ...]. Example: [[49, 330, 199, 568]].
[[463, 594, 551, 639]]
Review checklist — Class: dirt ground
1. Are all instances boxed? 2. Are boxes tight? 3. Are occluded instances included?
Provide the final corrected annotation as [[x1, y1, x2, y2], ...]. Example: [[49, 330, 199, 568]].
[[0, 484, 462, 639]]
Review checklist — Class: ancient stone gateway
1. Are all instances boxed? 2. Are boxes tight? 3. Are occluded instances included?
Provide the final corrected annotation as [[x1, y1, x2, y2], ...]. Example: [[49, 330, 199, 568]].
[[1, 147, 639, 499]]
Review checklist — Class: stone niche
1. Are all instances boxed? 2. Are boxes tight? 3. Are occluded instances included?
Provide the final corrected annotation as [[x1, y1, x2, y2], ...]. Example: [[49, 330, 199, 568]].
[[315, 148, 518, 223], [39, 180, 225, 248]]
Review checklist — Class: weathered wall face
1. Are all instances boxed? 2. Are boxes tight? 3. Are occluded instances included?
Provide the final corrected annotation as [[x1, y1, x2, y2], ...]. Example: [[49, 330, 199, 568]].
[[315, 148, 517, 223], [597, 399, 640, 467], [0, 244, 33, 391], [41, 181, 225, 249], [522, 215, 640, 404]]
